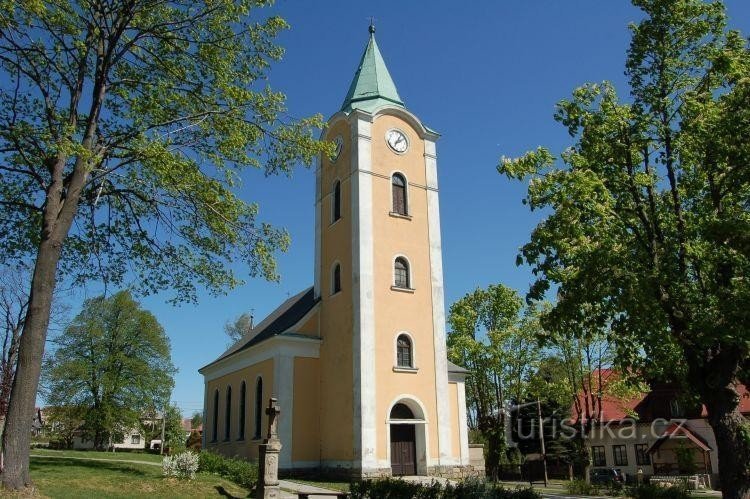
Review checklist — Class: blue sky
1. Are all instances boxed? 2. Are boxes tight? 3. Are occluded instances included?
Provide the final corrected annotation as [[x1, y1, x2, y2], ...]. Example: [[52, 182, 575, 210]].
[[58, 1, 750, 416]]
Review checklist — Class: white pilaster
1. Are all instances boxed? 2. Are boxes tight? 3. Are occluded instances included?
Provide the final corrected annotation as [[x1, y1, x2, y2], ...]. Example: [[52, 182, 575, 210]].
[[425, 139, 452, 464], [274, 353, 295, 468], [457, 380, 470, 465], [314, 157, 322, 299], [350, 111, 377, 472]]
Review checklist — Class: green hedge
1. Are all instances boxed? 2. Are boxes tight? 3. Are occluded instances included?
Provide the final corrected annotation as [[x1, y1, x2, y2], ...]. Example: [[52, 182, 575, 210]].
[[197, 451, 258, 490], [350, 478, 541, 499], [628, 484, 690, 499]]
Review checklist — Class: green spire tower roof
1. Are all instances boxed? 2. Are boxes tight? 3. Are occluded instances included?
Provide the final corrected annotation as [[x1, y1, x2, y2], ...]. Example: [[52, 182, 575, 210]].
[[340, 24, 404, 113]]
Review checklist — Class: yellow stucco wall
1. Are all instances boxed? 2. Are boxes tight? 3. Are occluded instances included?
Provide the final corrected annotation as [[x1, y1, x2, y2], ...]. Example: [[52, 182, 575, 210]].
[[292, 357, 321, 462], [295, 310, 319, 337], [318, 118, 355, 462], [448, 382, 460, 458], [370, 113, 442, 462], [205, 358, 274, 460]]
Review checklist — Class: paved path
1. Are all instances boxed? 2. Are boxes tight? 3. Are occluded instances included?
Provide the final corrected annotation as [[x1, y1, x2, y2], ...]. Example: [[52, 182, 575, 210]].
[[279, 479, 347, 498], [30, 453, 162, 467]]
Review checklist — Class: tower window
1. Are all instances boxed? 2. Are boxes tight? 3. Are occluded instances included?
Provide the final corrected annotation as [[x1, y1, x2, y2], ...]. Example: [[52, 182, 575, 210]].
[[394, 257, 410, 289], [332, 263, 341, 295], [224, 385, 232, 441], [392, 173, 407, 215], [397, 335, 413, 368], [332, 180, 341, 222], [254, 377, 263, 439], [238, 381, 246, 440]]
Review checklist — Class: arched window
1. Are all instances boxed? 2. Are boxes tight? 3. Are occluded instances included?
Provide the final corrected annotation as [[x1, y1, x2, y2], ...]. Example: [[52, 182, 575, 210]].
[[332, 263, 341, 295], [397, 335, 413, 368], [254, 378, 263, 439], [238, 381, 246, 440], [390, 403, 415, 420], [224, 386, 232, 440], [394, 257, 410, 289], [212, 389, 219, 442], [392, 173, 407, 215], [332, 180, 341, 222]]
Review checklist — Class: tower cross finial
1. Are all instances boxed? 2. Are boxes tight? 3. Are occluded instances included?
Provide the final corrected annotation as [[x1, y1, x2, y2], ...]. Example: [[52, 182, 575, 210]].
[[368, 17, 376, 35]]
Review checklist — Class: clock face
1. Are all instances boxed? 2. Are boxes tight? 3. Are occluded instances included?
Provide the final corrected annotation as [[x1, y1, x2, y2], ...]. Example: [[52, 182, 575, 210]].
[[386, 129, 408, 153], [331, 135, 344, 162]]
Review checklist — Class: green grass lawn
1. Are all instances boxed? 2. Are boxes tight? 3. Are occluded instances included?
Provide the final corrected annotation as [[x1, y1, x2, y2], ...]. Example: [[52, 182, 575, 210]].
[[17, 456, 251, 498], [30, 448, 164, 463]]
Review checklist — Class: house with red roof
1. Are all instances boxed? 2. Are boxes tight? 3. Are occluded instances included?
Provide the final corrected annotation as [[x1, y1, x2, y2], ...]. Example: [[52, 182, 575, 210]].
[[573, 379, 750, 487]]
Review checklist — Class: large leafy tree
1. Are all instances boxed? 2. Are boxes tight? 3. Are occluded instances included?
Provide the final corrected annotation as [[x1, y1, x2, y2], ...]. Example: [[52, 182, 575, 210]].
[[499, 1, 750, 496], [0, 0, 327, 488], [447, 284, 543, 478], [44, 290, 175, 450]]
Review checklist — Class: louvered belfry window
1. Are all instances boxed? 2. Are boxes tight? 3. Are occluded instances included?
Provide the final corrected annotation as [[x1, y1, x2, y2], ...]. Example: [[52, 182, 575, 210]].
[[333, 181, 341, 221], [392, 174, 407, 215], [397, 335, 412, 368]]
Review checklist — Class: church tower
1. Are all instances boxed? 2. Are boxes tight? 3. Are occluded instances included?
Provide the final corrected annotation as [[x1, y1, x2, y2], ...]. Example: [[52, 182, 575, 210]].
[[314, 25, 468, 476], [200, 25, 472, 480]]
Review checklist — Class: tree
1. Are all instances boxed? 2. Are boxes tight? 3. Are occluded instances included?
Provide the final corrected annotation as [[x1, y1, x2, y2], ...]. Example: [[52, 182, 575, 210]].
[[447, 284, 543, 479], [44, 291, 175, 451], [0, 266, 29, 434], [0, 1, 328, 488], [190, 411, 203, 430], [499, 1, 750, 495], [43, 405, 85, 449], [224, 312, 253, 346]]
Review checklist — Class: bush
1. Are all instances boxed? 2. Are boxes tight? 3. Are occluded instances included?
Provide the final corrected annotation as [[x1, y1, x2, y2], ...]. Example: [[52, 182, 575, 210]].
[[349, 478, 541, 499], [628, 484, 690, 499], [198, 451, 258, 489], [565, 479, 599, 496], [162, 451, 199, 480], [186, 430, 202, 451]]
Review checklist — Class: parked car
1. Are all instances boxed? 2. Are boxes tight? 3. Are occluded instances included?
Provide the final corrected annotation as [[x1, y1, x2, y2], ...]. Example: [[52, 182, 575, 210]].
[[591, 468, 624, 484]]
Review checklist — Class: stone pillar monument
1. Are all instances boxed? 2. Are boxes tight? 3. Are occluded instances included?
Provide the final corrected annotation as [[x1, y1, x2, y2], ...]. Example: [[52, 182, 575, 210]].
[[257, 397, 282, 499]]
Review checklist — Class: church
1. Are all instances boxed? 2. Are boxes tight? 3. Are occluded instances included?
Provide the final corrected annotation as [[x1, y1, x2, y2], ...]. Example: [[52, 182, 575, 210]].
[[199, 25, 474, 478]]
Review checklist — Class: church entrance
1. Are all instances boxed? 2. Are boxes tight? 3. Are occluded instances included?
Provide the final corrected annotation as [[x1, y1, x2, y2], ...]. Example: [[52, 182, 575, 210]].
[[390, 424, 416, 475], [388, 402, 422, 476]]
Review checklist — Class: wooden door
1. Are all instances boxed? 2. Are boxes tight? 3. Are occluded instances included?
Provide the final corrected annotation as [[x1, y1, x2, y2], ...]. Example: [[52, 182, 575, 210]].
[[390, 424, 416, 475]]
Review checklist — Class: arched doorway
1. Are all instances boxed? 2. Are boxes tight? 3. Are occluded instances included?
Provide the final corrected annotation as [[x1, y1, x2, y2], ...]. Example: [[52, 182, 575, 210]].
[[387, 399, 427, 476]]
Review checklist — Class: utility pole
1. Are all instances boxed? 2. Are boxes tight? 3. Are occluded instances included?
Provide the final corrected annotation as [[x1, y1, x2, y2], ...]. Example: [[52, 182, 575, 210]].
[[537, 398, 549, 487]]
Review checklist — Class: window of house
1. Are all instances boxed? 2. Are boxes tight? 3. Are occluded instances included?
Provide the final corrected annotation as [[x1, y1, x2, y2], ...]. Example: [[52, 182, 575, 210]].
[[396, 335, 413, 368], [392, 173, 407, 215], [332, 180, 341, 222], [592, 446, 606, 466], [224, 386, 232, 441], [613, 445, 628, 466], [394, 257, 410, 289], [254, 377, 263, 439], [212, 389, 219, 442], [332, 263, 341, 294], [131, 434, 140, 445], [635, 443, 650, 465], [238, 381, 246, 440]]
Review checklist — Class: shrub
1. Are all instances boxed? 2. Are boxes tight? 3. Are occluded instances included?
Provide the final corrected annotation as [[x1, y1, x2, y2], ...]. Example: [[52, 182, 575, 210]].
[[162, 451, 199, 480], [186, 430, 202, 451], [628, 484, 690, 499], [198, 451, 258, 489], [565, 479, 599, 496], [349, 478, 541, 499]]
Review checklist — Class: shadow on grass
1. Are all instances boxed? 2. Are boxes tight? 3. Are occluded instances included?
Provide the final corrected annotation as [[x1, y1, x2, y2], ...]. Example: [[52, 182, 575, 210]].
[[214, 485, 248, 498], [30, 457, 153, 478]]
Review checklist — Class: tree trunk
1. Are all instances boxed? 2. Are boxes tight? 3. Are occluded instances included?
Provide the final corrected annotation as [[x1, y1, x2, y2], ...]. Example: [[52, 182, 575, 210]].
[[703, 385, 750, 499], [0, 237, 63, 490]]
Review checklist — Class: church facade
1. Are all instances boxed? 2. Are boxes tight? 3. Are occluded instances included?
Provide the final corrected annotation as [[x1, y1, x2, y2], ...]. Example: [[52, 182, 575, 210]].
[[199, 26, 474, 478]]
